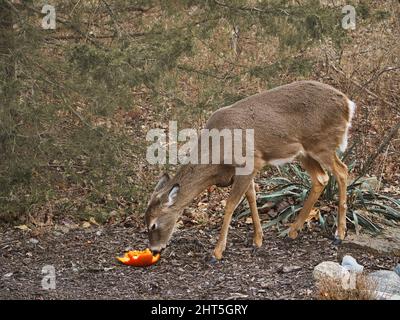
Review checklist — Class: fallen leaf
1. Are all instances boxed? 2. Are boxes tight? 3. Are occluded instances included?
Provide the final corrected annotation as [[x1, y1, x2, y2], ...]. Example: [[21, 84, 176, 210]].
[[207, 186, 216, 193], [82, 222, 91, 229], [276, 200, 290, 212], [268, 209, 277, 218], [14, 225, 31, 231], [320, 206, 331, 212]]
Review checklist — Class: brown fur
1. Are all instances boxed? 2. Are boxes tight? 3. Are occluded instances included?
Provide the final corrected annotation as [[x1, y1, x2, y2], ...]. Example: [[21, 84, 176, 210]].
[[206, 80, 350, 166]]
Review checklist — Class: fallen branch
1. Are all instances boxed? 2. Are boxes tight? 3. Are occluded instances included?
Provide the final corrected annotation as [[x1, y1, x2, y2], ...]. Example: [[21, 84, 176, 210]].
[[45, 32, 159, 41]]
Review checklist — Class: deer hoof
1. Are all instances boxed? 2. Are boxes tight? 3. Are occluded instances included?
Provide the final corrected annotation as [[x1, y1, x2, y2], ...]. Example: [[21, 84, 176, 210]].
[[332, 237, 342, 246], [333, 228, 346, 245], [213, 248, 224, 261], [209, 256, 219, 264], [253, 235, 263, 248], [251, 246, 260, 256]]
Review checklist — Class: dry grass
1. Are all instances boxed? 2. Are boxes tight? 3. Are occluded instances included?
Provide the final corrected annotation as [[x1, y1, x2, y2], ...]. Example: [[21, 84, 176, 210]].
[[316, 274, 378, 300]]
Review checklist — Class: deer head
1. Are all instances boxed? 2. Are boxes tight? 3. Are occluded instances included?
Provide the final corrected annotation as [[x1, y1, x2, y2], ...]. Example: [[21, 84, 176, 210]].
[[144, 173, 182, 254]]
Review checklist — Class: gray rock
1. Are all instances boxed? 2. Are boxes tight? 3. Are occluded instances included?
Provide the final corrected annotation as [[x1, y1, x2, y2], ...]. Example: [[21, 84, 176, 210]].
[[394, 264, 400, 277], [368, 270, 400, 299], [341, 255, 364, 273], [344, 226, 400, 256], [374, 291, 400, 300], [360, 176, 379, 191], [29, 238, 39, 244], [56, 225, 71, 234]]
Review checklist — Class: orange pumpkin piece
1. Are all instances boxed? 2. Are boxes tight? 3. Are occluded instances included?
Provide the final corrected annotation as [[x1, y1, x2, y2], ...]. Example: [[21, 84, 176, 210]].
[[116, 248, 160, 267]]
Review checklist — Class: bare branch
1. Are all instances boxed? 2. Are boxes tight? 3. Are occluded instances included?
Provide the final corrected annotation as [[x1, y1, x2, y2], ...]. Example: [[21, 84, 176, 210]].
[[351, 119, 400, 185], [214, 0, 290, 15], [329, 61, 400, 113]]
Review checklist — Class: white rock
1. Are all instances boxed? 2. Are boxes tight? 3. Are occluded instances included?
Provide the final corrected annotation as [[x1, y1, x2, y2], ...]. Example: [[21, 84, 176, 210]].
[[314, 261, 363, 290], [341, 255, 364, 273], [313, 261, 350, 282]]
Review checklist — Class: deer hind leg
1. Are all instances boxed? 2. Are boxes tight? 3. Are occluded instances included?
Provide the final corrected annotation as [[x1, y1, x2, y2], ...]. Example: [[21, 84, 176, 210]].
[[330, 154, 348, 243], [288, 155, 329, 239], [214, 174, 255, 260], [245, 179, 263, 248]]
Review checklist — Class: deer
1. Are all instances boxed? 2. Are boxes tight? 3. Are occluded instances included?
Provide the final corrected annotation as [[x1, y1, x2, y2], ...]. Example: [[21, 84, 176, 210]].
[[144, 80, 356, 260]]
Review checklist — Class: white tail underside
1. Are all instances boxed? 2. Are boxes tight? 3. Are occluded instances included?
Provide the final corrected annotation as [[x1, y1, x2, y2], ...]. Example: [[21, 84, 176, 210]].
[[339, 99, 356, 153]]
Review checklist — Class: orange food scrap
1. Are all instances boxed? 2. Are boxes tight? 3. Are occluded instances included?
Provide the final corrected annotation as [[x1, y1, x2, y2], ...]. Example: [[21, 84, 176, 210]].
[[116, 248, 160, 267]]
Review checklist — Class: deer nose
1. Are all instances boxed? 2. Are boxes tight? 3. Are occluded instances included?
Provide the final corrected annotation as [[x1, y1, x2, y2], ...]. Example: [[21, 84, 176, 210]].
[[148, 221, 158, 232], [150, 247, 164, 255]]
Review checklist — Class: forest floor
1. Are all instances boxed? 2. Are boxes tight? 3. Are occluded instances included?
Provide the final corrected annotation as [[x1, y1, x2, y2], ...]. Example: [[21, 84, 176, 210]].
[[1, 217, 399, 300]]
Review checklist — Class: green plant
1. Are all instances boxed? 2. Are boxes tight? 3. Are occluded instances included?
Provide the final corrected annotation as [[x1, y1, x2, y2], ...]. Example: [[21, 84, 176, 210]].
[[236, 158, 400, 235]]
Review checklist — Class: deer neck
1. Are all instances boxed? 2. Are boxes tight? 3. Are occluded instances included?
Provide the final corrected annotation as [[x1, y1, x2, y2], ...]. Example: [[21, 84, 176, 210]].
[[169, 164, 217, 210]]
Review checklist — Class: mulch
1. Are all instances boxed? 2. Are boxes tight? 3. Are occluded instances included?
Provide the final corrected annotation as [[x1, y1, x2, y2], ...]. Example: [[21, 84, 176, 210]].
[[1, 218, 398, 300]]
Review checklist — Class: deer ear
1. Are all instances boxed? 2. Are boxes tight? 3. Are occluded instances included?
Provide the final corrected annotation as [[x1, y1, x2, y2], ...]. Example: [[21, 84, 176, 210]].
[[167, 184, 180, 207], [155, 173, 170, 191]]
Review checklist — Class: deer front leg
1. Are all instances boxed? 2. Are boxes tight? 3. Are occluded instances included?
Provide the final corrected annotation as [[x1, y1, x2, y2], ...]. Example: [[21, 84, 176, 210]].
[[214, 175, 254, 260], [245, 179, 263, 248]]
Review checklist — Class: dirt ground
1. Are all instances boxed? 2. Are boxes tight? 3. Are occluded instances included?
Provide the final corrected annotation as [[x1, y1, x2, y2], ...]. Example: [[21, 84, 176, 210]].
[[1, 217, 398, 300]]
